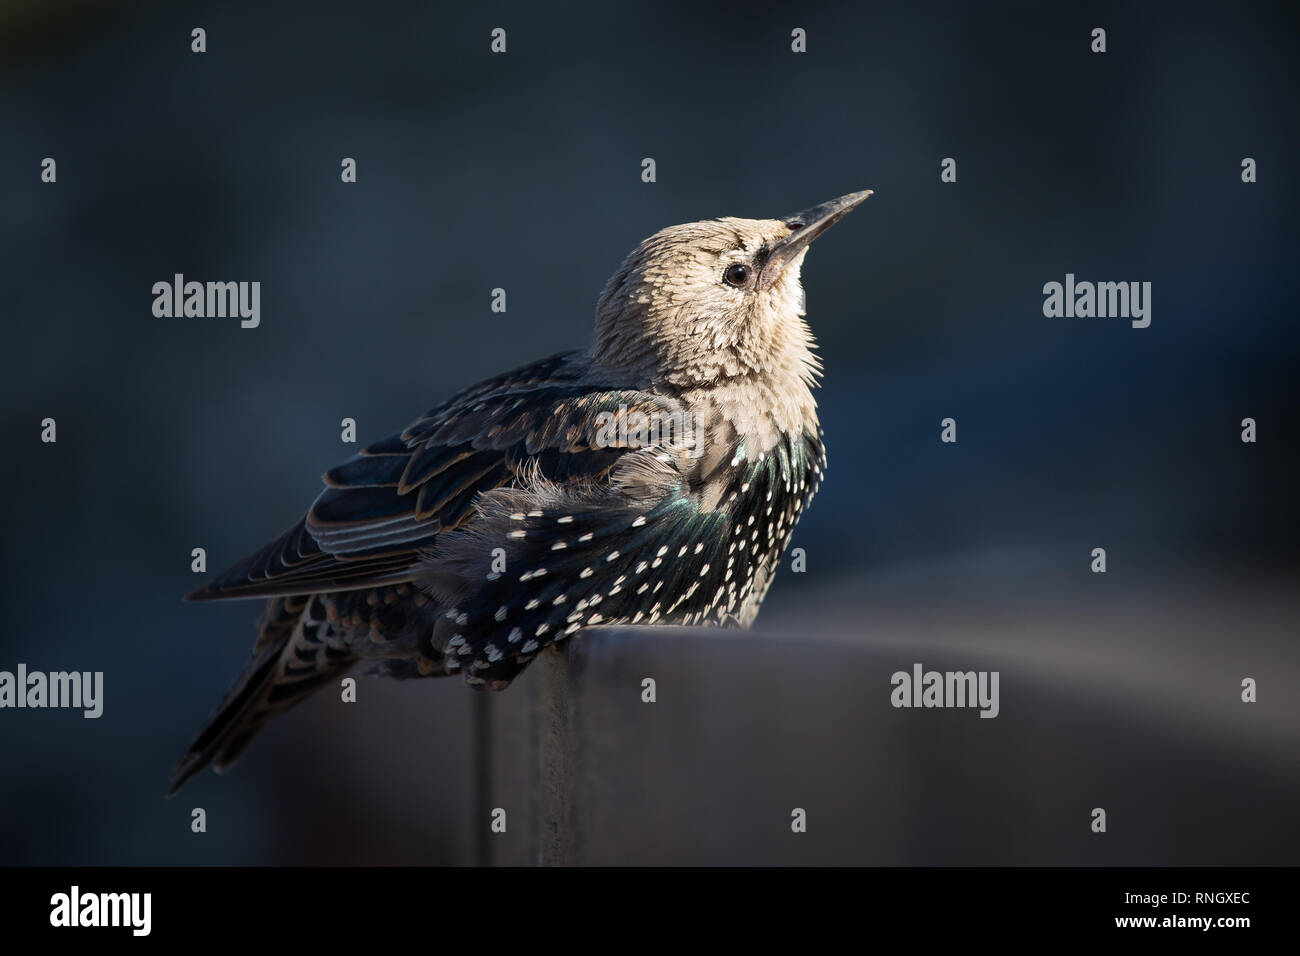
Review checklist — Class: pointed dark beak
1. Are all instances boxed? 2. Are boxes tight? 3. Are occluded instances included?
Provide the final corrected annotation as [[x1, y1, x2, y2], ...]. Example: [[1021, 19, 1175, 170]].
[[758, 189, 873, 290]]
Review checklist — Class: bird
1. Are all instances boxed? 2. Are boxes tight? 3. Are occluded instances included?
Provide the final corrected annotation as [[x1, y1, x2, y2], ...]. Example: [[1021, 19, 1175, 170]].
[[169, 189, 872, 795]]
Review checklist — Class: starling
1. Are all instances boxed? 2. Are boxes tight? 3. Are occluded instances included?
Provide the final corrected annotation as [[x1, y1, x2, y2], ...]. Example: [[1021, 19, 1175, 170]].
[[170, 190, 872, 794]]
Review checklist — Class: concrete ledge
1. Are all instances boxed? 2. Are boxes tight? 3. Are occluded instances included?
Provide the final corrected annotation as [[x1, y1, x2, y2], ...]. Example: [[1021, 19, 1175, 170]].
[[473, 606, 1300, 865]]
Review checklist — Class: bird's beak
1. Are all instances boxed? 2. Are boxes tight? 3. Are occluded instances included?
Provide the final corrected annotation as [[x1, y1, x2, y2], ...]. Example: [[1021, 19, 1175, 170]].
[[758, 189, 873, 290]]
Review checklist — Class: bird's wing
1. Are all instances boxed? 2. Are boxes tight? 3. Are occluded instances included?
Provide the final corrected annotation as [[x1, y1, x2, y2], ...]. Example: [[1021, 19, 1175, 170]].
[[186, 352, 690, 601], [413, 427, 821, 688]]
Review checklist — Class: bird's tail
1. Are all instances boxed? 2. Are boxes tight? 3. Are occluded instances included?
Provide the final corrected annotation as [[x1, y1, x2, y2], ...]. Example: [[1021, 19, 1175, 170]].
[[167, 595, 354, 796]]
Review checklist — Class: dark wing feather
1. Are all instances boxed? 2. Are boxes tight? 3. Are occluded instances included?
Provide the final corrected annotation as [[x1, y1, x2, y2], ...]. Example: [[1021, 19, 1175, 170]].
[[186, 352, 686, 601], [416, 447, 749, 688]]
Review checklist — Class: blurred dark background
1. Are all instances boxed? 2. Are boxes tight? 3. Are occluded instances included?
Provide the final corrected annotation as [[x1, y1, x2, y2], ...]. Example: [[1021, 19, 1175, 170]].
[[1, 0, 1296, 865]]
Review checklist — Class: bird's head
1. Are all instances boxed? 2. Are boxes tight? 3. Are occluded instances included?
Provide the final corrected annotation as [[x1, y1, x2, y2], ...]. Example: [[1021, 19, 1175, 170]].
[[591, 190, 871, 388]]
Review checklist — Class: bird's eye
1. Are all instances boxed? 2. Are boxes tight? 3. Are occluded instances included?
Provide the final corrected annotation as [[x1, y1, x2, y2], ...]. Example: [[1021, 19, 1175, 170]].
[[723, 263, 750, 287]]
